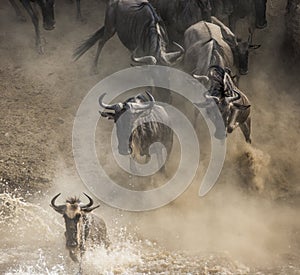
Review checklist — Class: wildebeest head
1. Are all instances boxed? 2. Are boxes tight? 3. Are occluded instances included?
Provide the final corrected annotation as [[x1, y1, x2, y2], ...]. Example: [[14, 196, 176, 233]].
[[195, 66, 250, 138], [233, 31, 261, 75], [38, 0, 56, 30], [99, 92, 155, 155], [50, 193, 99, 249]]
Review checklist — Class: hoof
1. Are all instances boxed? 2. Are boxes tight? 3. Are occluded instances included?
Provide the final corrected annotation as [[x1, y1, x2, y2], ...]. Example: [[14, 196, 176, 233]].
[[17, 16, 26, 22], [77, 17, 87, 24], [90, 65, 99, 75], [37, 45, 44, 55], [256, 21, 267, 29]]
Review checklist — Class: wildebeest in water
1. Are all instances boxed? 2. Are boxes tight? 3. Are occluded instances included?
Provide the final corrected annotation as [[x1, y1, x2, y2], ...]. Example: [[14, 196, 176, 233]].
[[50, 193, 110, 263], [99, 91, 173, 174]]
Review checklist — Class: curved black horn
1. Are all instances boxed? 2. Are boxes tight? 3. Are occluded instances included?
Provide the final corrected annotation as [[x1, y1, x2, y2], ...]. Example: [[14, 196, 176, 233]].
[[162, 42, 184, 65], [173, 42, 185, 53], [146, 91, 155, 109], [81, 193, 94, 209], [205, 94, 220, 102], [50, 193, 65, 214], [226, 91, 241, 103], [99, 93, 122, 111], [193, 74, 210, 84], [131, 55, 157, 65], [208, 65, 225, 74]]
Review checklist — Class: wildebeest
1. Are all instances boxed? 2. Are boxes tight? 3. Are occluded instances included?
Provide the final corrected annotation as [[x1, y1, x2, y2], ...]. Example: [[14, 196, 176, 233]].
[[73, 0, 184, 70], [149, 0, 212, 44], [99, 91, 173, 172], [211, 0, 267, 31], [184, 20, 260, 81], [50, 193, 110, 263], [9, 0, 55, 53], [195, 65, 251, 143]]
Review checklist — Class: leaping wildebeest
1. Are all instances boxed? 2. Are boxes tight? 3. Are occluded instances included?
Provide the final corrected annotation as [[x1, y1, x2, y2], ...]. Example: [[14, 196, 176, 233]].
[[184, 20, 260, 81], [9, 0, 55, 53], [195, 65, 251, 143], [99, 91, 173, 173], [73, 0, 184, 70], [50, 193, 110, 263]]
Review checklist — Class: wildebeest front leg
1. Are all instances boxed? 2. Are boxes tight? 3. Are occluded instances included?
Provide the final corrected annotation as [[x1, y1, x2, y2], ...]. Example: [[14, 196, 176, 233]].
[[9, 0, 26, 22], [240, 116, 251, 143], [156, 148, 166, 175], [20, 0, 43, 54], [129, 157, 138, 174]]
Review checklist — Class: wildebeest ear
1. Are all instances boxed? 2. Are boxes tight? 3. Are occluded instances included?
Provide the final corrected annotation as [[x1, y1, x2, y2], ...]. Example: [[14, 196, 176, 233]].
[[249, 44, 261, 50], [233, 103, 251, 110], [82, 205, 100, 213], [99, 111, 115, 120]]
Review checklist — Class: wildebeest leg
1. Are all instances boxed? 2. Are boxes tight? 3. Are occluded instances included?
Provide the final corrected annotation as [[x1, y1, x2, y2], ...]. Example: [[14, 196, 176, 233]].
[[93, 6, 116, 72], [76, 0, 83, 21], [240, 116, 251, 143], [9, 0, 26, 22], [254, 0, 267, 29], [227, 109, 239, 133], [20, 0, 43, 54], [68, 249, 79, 263], [228, 13, 238, 32], [149, 67, 172, 104]]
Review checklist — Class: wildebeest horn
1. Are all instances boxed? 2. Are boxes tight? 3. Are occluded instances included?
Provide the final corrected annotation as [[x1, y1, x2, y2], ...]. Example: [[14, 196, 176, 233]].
[[203, 91, 220, 102], [146, 91, 155, 103], [205, 94, 220, 102], [225, 91, 241, 103], [163, 42, 184, 65], [81, 193, 100, 212], [50, 193, 65, 214], [173, 42, 185, 53], [208, 65, 225, 75], [131, 55, 157, 65], [99, 93, 123, 111], [80, 193, 94, 209], [192, 74, 210, 85]]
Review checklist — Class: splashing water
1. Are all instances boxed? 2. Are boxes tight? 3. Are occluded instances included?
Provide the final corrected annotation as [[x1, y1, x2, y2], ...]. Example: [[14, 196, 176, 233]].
[[2, 192, 300, 274], [0, 194, 252, 274]]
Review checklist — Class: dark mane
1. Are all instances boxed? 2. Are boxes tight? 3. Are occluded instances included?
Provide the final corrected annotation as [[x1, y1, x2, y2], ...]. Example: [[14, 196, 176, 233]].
[[66, 197, 80, 204]]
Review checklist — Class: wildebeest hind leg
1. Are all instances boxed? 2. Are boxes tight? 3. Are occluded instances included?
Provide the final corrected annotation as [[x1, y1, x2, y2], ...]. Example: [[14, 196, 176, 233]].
[[93, 6, 116, 72], [240, 117, 251, 143]]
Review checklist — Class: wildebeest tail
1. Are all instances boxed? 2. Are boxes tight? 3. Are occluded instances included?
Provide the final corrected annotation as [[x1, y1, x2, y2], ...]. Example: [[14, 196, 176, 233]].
[[73, 26, 105, 61]]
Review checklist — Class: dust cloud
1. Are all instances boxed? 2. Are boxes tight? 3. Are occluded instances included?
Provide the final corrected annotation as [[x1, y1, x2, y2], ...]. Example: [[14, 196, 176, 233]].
[[0, 0, 300, 274]]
